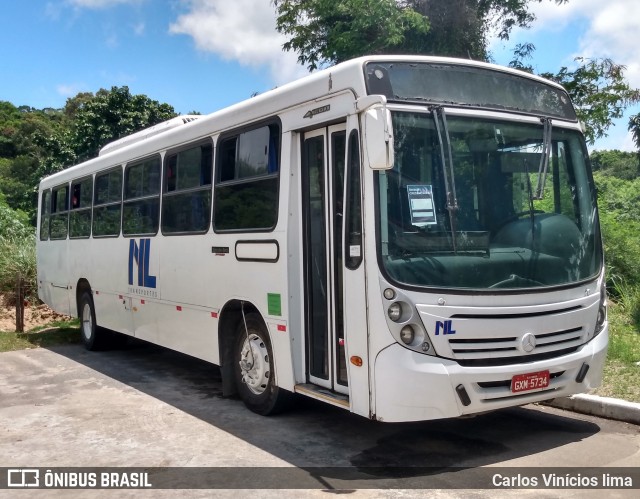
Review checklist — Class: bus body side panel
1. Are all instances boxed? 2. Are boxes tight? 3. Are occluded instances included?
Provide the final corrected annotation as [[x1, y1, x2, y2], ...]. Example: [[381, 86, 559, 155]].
[[340, 114, 372, 419], [37, 240, 71, 316], [89, 238, 135, 336], [283, 129, 306, 388]]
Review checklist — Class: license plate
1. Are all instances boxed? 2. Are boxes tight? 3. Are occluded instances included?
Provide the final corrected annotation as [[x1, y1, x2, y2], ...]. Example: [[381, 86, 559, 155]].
[[511, 370, 550, 393]]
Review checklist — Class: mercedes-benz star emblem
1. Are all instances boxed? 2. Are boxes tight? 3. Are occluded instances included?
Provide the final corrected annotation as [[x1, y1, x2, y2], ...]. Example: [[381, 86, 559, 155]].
[[520, 332, 537, 353]]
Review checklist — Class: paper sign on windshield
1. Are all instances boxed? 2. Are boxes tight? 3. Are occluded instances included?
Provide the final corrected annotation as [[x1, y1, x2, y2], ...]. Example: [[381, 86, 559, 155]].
[[407, 185, 436, 226]]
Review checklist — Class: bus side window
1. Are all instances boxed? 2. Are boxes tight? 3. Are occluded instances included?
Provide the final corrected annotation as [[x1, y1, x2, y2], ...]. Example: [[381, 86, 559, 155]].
[[93, 167, 123, 238], [69, 176, 93, 238], [123, 156, 161, 236], [162, 141, 213, 234], [213, 122, 280, 232], [39, 189, 51, 241], [50, 184, 69, 240]]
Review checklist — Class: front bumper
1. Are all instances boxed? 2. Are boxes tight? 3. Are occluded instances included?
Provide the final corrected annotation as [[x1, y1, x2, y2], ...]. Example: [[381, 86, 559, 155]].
[[373, 324, 608, 422]]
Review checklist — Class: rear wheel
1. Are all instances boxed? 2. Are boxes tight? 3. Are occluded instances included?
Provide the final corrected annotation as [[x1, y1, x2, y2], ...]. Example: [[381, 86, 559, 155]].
[[79, 291, 108, 351], [233, 313, 291, 415]]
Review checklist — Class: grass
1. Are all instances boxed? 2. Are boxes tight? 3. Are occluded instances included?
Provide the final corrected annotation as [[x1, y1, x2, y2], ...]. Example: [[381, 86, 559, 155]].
[[593, 298, 640, 402], [0, 318, 80, 352]]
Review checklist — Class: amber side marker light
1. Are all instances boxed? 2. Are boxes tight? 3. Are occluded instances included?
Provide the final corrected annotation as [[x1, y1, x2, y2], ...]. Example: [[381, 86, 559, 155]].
[[350, 356, 363, 367]]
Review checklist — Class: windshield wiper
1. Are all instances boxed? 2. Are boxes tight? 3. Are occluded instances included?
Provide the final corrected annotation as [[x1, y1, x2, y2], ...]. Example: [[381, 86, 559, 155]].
[[534, 117, 553, 199], [431, 106, 459, 253]]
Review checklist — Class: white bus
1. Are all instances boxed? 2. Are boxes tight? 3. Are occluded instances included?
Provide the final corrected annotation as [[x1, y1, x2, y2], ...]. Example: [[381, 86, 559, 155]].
[[37, 55, 608, 422]]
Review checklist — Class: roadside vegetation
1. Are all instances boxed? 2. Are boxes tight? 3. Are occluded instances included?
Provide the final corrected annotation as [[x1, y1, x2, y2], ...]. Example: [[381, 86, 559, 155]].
[[0, 320, 80, 352]]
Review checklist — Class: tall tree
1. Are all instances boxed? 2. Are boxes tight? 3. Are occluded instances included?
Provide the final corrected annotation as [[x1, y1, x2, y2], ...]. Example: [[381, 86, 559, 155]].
[[629, 113, 640, 157], [0, 89, 177, 222], [274, 0, 430, 70], [540, 58, 640, 146], [69, 86, 177, 163], [273, 0, 567, 69]]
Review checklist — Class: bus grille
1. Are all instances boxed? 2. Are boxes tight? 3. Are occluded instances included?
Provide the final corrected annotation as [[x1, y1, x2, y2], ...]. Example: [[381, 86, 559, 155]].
[[447, 326, 584, 367]]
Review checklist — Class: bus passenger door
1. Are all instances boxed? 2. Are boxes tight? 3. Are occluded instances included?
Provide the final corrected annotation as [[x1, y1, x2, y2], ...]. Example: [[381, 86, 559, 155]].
[[302, 125, 348, 394]]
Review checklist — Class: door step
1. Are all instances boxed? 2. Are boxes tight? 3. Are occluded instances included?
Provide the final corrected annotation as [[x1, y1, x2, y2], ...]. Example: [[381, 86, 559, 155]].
[[294, 383, 350, 409]]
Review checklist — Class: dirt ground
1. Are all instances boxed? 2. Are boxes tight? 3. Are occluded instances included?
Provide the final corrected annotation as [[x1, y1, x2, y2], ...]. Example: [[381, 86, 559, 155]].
[[0, 294, 72, 332]]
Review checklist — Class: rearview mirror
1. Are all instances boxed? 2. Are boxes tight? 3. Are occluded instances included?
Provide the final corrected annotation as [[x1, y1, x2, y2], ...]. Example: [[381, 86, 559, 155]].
[[357, 96, 394, 170]]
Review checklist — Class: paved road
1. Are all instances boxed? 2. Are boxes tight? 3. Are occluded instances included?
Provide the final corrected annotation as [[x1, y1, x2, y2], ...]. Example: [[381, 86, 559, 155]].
[[1, 342, 639, 498]]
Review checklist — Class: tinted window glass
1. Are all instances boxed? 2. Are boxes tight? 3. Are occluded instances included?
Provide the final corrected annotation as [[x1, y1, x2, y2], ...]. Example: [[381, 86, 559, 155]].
[[50, 185, 69, 240], [162, 143, 212, 234], [93, 168, 122, 237], [214, 123, 280, 231], [123, 157, 160, 236], [70, 177, 92, 239], [39, 190, 51, 241]]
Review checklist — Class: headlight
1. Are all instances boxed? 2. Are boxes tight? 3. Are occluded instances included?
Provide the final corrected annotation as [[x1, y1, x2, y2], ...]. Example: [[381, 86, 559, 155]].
[[388, 302, 402, 322], [400, 325, 415, 344]]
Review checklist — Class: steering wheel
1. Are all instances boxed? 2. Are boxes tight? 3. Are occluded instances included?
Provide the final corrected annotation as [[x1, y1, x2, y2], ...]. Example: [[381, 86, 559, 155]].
[[494, 210, 545, 232]]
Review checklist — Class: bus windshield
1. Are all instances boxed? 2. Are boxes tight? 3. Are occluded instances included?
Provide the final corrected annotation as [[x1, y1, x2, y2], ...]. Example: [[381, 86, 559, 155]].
[[377, 111, 602, 290]]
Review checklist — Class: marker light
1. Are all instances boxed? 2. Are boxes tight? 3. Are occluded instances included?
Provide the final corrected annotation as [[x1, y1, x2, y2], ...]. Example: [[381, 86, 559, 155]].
[[383, 288, 396, 300], [388, 303, 402, 322]]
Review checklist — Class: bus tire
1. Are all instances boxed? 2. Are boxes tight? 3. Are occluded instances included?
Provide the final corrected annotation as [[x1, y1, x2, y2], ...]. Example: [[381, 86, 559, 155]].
[[79, 291, 107, 351], [233, 313, 290, 415]]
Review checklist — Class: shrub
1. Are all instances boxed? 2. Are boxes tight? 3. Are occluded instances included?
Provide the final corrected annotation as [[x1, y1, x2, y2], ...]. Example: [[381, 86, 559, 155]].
[[0, 197, 37, 301]]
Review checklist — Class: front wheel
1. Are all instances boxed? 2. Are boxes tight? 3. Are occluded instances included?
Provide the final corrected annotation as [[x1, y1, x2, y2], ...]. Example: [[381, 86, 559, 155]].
[[233, 313, 291, 415]]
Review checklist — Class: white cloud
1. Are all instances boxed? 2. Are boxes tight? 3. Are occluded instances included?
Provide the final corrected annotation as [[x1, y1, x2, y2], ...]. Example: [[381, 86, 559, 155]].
[[56, 83, 87, 97], [501, 0, 640, 151], [169, 0, 307, 85], [527, 0, 640, 87], [133, 21, 145, 36]]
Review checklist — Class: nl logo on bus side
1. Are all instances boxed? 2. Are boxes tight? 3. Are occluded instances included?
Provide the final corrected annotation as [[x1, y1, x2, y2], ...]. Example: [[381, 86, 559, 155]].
[[128, 238, 157, 289]]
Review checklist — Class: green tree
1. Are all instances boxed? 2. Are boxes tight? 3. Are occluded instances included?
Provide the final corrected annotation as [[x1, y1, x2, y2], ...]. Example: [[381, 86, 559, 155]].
[[274, 0, 429, 70], [0, 102, 72, 219], [273, 0, 567, 69], [590, 150, 638, 180], [594, 173, 640, 288], [540, 59, 640, 146], [629, 113, 640, 156], [69, 86, 177, 162]]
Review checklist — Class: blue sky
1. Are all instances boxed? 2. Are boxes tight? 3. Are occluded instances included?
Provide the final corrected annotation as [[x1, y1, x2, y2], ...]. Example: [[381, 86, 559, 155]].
[[2, 0, 638, 151]]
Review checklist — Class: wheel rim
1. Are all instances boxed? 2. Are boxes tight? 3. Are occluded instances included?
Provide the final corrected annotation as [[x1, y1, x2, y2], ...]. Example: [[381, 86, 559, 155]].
[[82, 302, 93, 341], [238, 333, 270, 395]]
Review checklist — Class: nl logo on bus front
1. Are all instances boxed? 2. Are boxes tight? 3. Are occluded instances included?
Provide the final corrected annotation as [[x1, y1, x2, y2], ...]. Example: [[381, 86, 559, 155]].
[[128, 238, 157, 290]]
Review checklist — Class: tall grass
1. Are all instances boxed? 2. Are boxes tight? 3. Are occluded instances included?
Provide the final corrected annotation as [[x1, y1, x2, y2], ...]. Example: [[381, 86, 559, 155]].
[[0, 235, 37, 302], [0, 200, 37, 302], [610, 277, 640, 330]]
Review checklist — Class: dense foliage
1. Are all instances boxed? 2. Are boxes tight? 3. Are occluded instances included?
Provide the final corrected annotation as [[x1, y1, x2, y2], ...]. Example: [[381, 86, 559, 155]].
[[0, 87, 176, 223], [273, 0, 568, 67], [0, 195, 36, 299]]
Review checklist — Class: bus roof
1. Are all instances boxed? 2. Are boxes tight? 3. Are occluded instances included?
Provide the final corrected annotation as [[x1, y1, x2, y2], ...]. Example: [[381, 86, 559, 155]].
[[39, 55, 569, 189]]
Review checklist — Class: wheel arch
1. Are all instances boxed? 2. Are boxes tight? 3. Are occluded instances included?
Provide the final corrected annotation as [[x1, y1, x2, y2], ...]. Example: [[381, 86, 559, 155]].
[[75, 279, 92, 319], [218, 299, 263, 397]]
